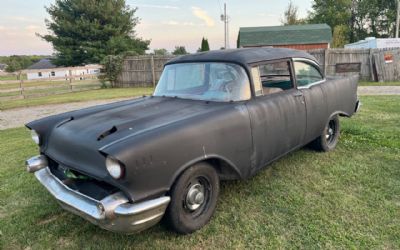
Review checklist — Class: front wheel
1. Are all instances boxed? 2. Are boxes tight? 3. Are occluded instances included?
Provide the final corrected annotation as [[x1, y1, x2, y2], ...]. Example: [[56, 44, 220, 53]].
[[165, 162, 220, 234], [310, 115, 341, 152]]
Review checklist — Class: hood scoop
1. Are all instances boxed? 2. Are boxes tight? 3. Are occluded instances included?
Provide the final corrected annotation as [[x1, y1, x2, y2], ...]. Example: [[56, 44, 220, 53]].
[[56, 117, 74, 128], [97, 126, 118, 141]]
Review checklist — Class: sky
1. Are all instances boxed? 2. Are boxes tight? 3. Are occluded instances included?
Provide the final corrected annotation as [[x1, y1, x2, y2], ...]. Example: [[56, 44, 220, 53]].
[[0, 0, 313, 56]]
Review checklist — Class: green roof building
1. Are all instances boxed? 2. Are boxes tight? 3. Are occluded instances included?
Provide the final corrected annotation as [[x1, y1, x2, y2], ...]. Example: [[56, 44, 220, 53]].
[[237, 24, 332, 50]]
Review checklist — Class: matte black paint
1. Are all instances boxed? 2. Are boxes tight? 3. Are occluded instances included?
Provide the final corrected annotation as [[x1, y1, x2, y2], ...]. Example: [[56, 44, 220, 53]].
[[26, 48, 359, 203]]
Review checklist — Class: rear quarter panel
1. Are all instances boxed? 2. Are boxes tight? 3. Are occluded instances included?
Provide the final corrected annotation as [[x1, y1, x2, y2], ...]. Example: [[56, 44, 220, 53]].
[[321, 75, 359, 118]]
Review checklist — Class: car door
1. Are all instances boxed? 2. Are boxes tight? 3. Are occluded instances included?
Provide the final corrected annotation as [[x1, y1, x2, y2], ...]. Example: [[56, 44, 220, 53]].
[[294, 59, 328, 144], [246, 59, 307, 174]]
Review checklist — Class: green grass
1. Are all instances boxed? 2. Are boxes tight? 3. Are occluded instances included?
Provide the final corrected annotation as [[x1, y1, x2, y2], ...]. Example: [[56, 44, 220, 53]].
[[359, 81, 400, 86], [0, 80, 69, 90], [0, 87, 154, 110], [0, 96, 399, 249]]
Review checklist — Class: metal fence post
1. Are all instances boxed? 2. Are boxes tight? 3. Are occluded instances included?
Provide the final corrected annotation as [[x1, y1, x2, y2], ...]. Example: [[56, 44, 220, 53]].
[[18, 71, 25, 99]]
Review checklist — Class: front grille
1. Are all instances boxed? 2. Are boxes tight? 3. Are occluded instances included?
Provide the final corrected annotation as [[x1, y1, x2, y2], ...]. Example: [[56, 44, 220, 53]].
[[47, 157, 119, 201]]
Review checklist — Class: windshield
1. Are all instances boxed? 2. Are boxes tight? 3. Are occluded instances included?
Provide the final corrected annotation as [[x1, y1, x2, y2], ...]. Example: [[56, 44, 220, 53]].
[[154, 62, 251, 102]]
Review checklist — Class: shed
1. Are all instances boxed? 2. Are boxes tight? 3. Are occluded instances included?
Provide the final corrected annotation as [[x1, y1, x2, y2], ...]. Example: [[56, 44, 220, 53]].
[[237, 24, 332, 50]]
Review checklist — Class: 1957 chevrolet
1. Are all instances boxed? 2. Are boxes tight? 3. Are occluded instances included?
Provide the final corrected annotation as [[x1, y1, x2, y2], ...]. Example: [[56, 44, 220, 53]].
[[25, 48, 360, 234]]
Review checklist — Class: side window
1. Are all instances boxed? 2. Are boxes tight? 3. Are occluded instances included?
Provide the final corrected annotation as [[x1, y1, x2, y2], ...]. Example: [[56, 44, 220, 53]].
[[294, 61, 323, 87], [257, 60, 293, 96]]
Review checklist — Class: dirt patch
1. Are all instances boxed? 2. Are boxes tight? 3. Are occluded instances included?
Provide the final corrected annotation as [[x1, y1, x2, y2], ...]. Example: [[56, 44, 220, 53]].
[[37, 212, 67, 225], [0, 98, 130, 130], [358, 86, 400, 95]]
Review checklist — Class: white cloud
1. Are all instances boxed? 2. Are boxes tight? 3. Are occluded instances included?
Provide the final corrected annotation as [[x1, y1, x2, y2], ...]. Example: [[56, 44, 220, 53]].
[[257, 13, 280, 17], [25, 25, 41, 31], [8, 16, 38, 23], [182, 22, 196, 26], [135, 4, 179, 10], [191, 6, 215, 27], [163, 21, 180, 26], [162, 20, 202, 27]]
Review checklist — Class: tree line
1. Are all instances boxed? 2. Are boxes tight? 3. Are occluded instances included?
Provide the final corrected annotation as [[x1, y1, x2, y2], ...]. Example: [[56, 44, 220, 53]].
[[0, 55, 46, 73], [282, 0, 397, 48]]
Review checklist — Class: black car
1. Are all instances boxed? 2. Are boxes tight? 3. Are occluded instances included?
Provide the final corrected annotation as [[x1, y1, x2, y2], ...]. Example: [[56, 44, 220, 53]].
[[26, 48, 360, 234]]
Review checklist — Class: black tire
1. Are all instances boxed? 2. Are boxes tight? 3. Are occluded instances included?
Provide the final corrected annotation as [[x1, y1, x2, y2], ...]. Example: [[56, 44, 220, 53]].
[[165, 162, 220, 234], [310, 115, 340, 152]]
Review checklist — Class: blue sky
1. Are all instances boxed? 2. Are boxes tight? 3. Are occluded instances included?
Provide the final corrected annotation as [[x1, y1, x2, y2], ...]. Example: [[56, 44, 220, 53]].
[[0, 0, 313, 55]]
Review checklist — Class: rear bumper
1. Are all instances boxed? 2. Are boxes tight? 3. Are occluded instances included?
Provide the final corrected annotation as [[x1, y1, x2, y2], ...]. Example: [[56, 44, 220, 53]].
[[28, 156, 170, 234]]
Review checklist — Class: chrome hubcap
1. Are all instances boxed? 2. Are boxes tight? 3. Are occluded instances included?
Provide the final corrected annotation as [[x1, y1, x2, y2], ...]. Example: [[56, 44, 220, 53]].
[[326, 128, 334, 139], [185, 183, 205, 211], [325, 120, 336, 143]]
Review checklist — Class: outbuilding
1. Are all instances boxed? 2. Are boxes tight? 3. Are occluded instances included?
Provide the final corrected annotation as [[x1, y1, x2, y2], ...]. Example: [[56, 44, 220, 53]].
[[25, 58, 101, 80], [237, 24, 332, 50]]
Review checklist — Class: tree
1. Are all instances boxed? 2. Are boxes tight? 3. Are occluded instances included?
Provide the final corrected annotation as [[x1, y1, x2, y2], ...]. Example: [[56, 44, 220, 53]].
[[172, 46, 188, 55], [332, 25, 350, 48], [40, 0, 150, 66], [0, 55, 45, 72], [281, 0, 306, 25], [356, 0, 397, 39], [154, 48, 169, 56], [199, 37, 210, 52], [308, 0, 397, 43], [308, 0, 352, 30]]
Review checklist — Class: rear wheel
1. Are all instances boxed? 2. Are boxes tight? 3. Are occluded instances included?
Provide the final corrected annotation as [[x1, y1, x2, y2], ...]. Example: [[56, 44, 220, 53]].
[[165, 162, 220, 234], [310, 115, 340, 152]]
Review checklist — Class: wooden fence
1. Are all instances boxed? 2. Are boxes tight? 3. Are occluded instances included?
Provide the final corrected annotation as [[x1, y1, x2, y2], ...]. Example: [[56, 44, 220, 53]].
[[0, 74, 103, 101], [115, 49, 400, 87], [308, 48, 400, 82], [115, 56, 174, 88]]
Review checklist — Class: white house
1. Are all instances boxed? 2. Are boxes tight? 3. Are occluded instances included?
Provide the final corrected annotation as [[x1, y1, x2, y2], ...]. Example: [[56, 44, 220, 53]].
[[0, 63, 7, 72], [345, 37, 400, 49], [24, 58, 101, 80]]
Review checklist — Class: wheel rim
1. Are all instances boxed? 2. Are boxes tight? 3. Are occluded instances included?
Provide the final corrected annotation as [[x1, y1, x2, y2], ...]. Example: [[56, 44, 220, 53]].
[[183, 177, 211, 217], [325, 119, 337, 144]]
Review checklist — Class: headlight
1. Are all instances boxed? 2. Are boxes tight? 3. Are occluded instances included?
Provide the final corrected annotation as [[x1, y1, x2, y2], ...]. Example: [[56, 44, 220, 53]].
[[31, 130, 40, 145], [105, 157, 124, 179]]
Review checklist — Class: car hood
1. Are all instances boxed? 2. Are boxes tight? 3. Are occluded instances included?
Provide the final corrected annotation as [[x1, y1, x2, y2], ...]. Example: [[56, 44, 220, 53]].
[[44, 96, 228, 179]]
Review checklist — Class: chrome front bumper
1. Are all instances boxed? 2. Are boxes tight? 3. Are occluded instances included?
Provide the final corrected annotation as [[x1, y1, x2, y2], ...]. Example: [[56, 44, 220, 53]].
[[27, 156, 170, 234]]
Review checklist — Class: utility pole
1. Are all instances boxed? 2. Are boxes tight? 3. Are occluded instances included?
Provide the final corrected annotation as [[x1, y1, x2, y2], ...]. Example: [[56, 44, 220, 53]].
[[220, 3, 230, 49], [397, 0, 400, 38]]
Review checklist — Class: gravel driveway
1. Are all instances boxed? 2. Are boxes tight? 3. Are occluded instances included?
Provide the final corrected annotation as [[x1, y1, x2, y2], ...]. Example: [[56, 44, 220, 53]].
[[0, 98, 130, 130], [357, 86, 400, 95], [1, 86, 399, 130]]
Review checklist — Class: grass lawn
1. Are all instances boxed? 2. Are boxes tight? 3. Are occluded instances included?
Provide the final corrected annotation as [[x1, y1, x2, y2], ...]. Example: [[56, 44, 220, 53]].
[[0, 96, 399, 249], [0, 87, 154, 110], [359, 81, 400, 86]]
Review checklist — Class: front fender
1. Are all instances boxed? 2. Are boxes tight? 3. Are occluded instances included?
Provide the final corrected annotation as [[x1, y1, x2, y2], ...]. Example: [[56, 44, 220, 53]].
[[100, 104, 253, 202]]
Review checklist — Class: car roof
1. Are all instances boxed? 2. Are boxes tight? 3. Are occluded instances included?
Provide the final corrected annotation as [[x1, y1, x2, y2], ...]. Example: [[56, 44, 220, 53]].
[[166, 48, 318, 66]]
